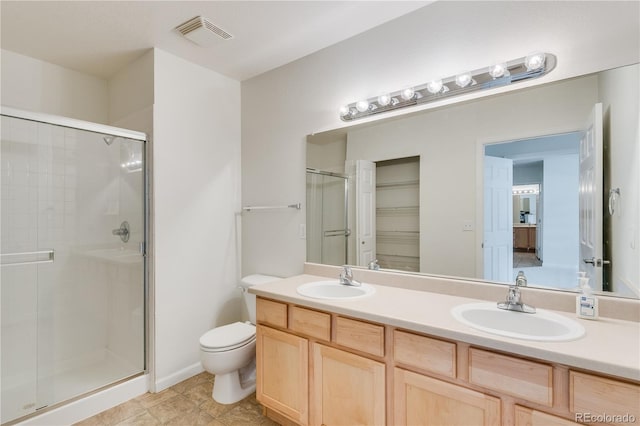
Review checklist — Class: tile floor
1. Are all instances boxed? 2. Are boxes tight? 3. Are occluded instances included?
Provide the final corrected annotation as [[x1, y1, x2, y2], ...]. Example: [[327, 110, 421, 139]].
[[514, 251, 542, 268], [74, 373, 277, 426]]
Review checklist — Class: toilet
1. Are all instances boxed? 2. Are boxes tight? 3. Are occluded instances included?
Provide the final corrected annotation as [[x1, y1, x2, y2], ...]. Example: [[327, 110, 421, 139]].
[[199, 274, 280, 404]]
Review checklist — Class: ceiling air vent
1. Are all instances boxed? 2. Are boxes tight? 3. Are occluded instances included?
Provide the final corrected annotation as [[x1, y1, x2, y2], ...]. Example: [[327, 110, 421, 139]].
[[175, 16, 233, 47]]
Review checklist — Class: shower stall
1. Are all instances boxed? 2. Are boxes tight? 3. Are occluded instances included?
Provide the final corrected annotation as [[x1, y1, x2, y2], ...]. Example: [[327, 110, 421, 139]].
[[0, 108, 147, 424], [306, 168, 349, 266]]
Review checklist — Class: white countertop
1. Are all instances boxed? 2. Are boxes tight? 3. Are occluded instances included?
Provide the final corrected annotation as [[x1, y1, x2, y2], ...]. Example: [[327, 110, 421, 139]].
[[250, 274, 640, 382]]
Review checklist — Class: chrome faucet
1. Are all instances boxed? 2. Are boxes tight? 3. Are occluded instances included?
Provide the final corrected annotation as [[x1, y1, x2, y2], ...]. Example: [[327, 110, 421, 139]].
[[339, 265, 361, 287], [497, 271, 535, 313], [368, 259, 380, 270]]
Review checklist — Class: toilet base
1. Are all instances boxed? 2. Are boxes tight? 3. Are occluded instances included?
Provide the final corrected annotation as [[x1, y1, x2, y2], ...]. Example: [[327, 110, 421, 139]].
[[212, 361, 256, 404]]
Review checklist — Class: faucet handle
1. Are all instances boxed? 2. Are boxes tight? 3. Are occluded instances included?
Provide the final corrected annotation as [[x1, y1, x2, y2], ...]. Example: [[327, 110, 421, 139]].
[[515, 270, 527, 287], [368, 259, 380, 270]]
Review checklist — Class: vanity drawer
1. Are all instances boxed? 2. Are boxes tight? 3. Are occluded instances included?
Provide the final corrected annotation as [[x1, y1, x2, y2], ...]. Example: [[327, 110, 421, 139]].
[[289, 306, 331, 341], [469, 348, 553, 406], [569, 371, 640, 423], [256, 298, 287, 328], [514, 406, 579, 426], [335, 316, 384, 357], [394, 330, 456, 378]]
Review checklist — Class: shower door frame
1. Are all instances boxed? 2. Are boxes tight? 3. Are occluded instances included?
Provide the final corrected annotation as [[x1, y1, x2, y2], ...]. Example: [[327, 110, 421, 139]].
[[0, 106, 151, 421]]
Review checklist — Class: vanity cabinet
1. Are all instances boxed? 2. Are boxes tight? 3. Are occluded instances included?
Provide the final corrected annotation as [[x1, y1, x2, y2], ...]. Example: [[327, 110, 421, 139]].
[[514, 406, 580, 426], [255, 297, 639, 426], [469, 348, 553, 407], [514, 226, 536, 251], [256, 325, 309, 425], [394, 368, 501, 425], [569, 371, 640, 425], [311, 343, 385, 425]]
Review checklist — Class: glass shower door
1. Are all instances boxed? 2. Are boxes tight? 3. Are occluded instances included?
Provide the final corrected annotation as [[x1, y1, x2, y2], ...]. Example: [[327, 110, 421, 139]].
[[1, 113, 145, 423], [306, 170, 348, 266]]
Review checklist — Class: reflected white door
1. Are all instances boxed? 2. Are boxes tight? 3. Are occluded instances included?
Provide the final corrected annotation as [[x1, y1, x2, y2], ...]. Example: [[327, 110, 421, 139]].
[[579, 103, 604, 290], [354, 160, 376, 266], [484, 156, 513, 282]]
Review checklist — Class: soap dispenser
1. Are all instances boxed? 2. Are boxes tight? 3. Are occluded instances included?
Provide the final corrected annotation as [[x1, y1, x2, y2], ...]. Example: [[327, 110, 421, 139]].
[[576, 276, 599, 320]]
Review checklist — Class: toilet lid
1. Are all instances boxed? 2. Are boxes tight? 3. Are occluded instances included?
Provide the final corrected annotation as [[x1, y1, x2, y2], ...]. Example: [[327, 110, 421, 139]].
[[200, 322, 256, 350]]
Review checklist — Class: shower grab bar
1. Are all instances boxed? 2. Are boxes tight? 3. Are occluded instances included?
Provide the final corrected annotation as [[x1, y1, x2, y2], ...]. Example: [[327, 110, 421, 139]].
[[242, 203, 301, 212], [1, 249, 55, 267]]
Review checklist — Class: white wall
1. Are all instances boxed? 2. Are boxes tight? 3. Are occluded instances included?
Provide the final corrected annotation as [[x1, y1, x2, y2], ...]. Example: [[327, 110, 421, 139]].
[[1, 49, 108, 124], [598, 64, 640, 297], [152, 49, 241, 390], [542, 154, 579, 269], [108, 50, 154, 131], [241, 1, 640, 278]]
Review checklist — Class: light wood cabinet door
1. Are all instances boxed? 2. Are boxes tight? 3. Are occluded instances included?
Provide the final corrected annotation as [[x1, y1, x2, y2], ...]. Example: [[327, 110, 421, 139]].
[[514, 227, 529, 249], [570, 371, 640, 425], [514, 406, 579, 426], [394, 368, 501, 426], [256, 325, 309, 425], [311, 343, 385, 426], [528, 227, 537, 249]]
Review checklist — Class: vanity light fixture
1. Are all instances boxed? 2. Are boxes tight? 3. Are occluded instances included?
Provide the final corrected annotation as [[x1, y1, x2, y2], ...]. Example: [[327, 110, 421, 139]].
[[455, 72, 473, 88], [339, 52, 556, 121], [356, 100, 370, 112], [426, 79, 446, 94], [512, 184, 540, 195], [377, 93, 392, 106], [489, 62, 508, 79], [401, 87, 416, 101]]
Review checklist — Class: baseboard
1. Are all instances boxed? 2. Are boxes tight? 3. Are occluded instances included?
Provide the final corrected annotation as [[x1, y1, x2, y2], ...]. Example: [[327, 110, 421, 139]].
[[154, 362, 204, 392]]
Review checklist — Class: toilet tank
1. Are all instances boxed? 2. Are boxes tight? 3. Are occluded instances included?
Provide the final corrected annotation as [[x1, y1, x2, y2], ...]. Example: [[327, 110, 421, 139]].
[[240, 274, 281, 324]]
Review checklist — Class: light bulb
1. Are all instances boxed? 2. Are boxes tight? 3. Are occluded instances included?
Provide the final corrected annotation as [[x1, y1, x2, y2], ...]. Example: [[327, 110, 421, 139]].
[[455, 72, 472, 88], [401, 87, 415, 101], [339, 105, 350, 117], [426, 80, 443, 94], [489, 62, 507, 78], [377, 93, 391, 106], [356, 100, 369, 112], [525, 51, 545, 71]]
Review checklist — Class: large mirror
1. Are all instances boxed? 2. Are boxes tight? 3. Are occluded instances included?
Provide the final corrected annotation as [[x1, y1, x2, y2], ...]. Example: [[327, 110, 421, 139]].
[[306, 63, 639, 299]]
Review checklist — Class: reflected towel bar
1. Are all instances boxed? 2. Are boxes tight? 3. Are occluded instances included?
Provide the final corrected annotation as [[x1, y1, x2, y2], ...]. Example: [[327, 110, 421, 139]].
[[242, 203, 301, 212]]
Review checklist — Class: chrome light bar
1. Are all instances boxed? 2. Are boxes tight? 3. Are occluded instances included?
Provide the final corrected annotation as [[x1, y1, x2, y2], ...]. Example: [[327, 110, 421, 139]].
[[339, 52, 557, 121]]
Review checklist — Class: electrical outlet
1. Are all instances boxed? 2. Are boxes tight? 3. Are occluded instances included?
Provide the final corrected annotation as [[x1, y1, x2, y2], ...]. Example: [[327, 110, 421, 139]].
[[463, 221, 473, 231], [299, 224, 306, 239]]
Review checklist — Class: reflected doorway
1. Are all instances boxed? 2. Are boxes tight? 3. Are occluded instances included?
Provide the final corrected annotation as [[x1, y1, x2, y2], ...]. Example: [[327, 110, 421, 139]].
[[484, 132, 581, 289]]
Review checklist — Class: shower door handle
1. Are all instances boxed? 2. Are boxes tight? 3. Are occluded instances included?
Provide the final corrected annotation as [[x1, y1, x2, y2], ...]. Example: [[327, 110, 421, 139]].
[[1, 249, 55, 267]]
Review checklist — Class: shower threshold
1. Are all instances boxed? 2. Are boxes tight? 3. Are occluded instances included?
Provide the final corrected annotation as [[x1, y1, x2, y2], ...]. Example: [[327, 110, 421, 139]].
[[2, 351, 143, 425]]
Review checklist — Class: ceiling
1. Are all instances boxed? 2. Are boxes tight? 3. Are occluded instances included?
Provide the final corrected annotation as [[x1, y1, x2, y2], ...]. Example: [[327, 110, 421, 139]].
[[0, 1, 430, 81]]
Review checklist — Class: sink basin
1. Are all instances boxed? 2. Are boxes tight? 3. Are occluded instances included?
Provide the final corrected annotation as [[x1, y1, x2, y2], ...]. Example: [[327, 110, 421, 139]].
[[451, 302, 585, 342], [297, 280, 375, 300]]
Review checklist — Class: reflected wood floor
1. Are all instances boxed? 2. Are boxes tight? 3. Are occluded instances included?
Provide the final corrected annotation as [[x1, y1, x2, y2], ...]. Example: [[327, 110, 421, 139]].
[[74, 373, 277, 426]]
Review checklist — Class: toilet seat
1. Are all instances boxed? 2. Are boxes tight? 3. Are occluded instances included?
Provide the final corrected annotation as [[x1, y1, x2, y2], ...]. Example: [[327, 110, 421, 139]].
[[200, 322, 256, 353]]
